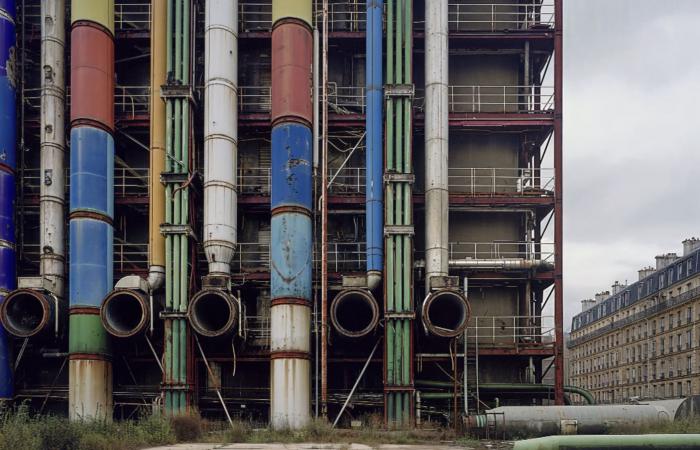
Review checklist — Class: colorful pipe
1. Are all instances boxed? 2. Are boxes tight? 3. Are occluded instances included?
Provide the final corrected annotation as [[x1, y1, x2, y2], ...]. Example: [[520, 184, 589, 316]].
[[0, 0, 16, 399], [148, 0, 166, 291], [189, 0, 240, 338], [162, 0, 193, 414], [0, 0, 66, 340], [68, 0, 114, 419], [384, 0, 414, 427], [269, 0, 313, 429]]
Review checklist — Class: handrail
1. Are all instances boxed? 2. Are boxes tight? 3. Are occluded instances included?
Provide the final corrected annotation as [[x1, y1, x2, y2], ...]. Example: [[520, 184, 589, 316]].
[[21, 167, 149, 197], [464, 315, 556, 346], [446, 241, 555, 263], [448, 167, 554, 195], [415, 85, 555, 114]]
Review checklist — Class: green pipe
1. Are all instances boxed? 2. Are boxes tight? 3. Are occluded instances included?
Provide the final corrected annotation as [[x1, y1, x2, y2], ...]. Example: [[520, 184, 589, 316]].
[[415, 382, 595, 405], [513, 434, 700, 450]]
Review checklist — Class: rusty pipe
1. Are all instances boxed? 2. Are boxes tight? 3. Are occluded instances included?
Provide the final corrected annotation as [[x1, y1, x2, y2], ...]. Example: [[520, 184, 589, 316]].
[[0, 289, 57, 338], [100, 289, 151, 338]]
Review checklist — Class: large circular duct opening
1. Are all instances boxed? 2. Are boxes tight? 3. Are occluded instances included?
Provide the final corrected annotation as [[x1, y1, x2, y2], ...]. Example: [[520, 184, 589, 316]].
[[0, 289, 51, 338], [100, 290, 149, 338], [422, 290, 471, 338], [330, 289, 380, 338], [188, 290, 238, 338]]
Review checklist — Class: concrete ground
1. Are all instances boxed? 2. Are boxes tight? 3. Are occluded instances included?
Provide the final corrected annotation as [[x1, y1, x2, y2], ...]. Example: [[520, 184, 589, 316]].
[[146, 442, 514, 450]]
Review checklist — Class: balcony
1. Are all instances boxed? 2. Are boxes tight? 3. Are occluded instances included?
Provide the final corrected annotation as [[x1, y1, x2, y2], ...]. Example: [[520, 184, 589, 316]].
[[21, 167, 149, 200], [463, 314, 556, 354], [446, 241, 555, 265]]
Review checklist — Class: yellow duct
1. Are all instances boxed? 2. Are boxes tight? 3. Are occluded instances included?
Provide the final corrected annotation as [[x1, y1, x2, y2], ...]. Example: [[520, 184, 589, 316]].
[[149, 0, 166, 271]]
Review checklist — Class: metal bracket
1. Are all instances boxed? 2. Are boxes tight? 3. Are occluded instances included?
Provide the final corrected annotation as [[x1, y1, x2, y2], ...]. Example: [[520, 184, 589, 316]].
[[384, 84, 415, 98], [160, 84, 196, 105], [159, 311, 188, 319], [160, 224, 194, 237], [384, 225, 415, 236], [385, 312, 416, 320], [160, 172, 191, 184], [384, 173, 415, 184]]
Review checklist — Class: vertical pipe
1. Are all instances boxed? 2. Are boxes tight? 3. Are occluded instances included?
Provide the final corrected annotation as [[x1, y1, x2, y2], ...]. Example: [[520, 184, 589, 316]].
[[553, 0, 564, 406], [40, 0, 66, 299], [0, 0, 17, 399], [424, 0, 448, 291], [203, 0, 237, 277], [270, 0, 313, 429], [68, 0, 114, 419], [366, 0, 383, 289], [148, 0, 166, 290], [320, 0, 328, 419]]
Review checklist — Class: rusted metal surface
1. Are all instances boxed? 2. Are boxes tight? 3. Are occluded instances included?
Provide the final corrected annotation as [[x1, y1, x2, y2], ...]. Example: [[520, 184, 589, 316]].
[[68, 359, 113, 420], [69, 25, 114, 130], [270, 357, 311, 429], [330, 289, 380, 338], [271, 23, 313, 126]]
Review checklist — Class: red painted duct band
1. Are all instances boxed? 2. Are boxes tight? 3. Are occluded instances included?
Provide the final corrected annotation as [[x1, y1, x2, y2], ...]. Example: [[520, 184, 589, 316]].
[[70, 25, 115, 131], [271, 22, 313, 125]]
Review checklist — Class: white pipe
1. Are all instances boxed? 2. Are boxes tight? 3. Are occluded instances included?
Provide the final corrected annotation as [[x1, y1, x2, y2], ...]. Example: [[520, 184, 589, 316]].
[[449, 259, 553, 270], [424, 0, 449, 293], [40, 0, 66, 297], [203, 0, 238, 275]]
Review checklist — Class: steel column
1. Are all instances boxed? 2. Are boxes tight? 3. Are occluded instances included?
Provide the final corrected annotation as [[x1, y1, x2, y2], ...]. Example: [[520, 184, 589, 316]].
[[553, 0, 564, 406]]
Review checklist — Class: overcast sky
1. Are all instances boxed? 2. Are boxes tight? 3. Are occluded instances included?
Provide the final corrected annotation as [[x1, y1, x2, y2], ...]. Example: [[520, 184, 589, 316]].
[[562, 0, 700, 329]]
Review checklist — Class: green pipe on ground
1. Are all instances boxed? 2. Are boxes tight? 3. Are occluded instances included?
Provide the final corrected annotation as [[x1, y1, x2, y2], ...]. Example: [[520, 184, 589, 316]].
[[513, 434, 700, 450]]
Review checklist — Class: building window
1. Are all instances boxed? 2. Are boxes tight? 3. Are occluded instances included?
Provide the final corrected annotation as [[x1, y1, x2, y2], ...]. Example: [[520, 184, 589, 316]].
[[687, 329, 692, 349], [688, 307, 693, 324], [688, 356, 693, 375]]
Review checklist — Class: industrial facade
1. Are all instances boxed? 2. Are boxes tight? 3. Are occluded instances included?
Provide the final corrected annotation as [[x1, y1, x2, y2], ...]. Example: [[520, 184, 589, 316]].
[[0, 0, 563, 429], [569, 239, 700, 404]]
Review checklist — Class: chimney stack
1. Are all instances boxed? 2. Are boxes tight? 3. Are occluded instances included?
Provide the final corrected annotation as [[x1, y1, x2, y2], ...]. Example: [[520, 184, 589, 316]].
[[682, 238, 700, 256]]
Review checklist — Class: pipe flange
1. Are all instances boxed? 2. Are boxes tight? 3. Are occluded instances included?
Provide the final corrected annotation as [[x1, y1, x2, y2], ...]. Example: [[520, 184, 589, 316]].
[[100, 289, 150, 338], [188, 289, 238, 338], [0, 289, 53, 338], [421, 289, 471, 338], [330, 289, 380, 338]]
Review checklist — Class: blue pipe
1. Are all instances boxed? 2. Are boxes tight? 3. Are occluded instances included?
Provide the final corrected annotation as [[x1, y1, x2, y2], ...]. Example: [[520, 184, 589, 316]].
[[0, 0, 16, 399], [271, 123, 313, 302], [366, 0, 383, 280]]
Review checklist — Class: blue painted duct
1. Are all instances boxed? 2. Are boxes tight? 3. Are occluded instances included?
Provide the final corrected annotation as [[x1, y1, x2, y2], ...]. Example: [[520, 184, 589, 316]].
[[366, 0, 383, 286], [0, 0, 16, 399]]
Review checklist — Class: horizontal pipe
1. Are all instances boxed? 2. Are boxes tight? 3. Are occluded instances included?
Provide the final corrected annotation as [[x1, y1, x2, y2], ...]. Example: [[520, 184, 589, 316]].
[[100, 288, 150, 338], [421, 289, 470, 338], [330, 289, 380, 338], [514, 434, 700, 450], [187, 289, 238, 338], [0, 289, 57, 338], [449, 259, 553, 270]]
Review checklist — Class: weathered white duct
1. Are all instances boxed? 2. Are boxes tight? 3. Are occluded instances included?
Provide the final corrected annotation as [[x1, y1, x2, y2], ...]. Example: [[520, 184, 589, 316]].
[[203, 0, 238, 276], [424, 0, 450, 292], [40, 0, 66, 297]]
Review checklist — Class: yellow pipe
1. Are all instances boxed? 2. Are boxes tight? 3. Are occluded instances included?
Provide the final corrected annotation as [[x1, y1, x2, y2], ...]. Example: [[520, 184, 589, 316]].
[[71, 0, 115, 34], [149, 0, 166, 271], [272, 0, 313, 27]]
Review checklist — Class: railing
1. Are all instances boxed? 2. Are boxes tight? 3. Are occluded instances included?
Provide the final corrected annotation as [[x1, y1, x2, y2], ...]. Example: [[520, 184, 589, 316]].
[[465, 315, 555, 347], [328, 167, 365, 194], [445, 2, 554, 32], [239, 2, 273, 31], [21, 243, 148, 272], [115, 3, 152, 31], [328, 83, 366, 114], [448, 167, 554, 195], [21, 168, 149, 197], [238, 86, 271, 113], [447, 241, 555, 263], [416, 85, 555, 114], [23, 86, 151, 118], [239, 167, 271, 194], [568, 286, 700, 348], [23, 2, 152, 32]]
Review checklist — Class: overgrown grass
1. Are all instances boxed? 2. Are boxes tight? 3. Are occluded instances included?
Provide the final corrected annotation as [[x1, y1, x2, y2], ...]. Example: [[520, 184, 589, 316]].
[[0, 403, 175, 450], [609, 418, 700, 435], [0, 404, 465, 449]]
